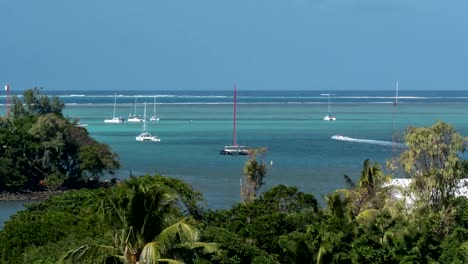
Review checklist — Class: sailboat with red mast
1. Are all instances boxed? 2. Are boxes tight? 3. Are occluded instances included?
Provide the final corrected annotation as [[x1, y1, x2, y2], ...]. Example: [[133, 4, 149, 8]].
[[220, 84, 250, 155]]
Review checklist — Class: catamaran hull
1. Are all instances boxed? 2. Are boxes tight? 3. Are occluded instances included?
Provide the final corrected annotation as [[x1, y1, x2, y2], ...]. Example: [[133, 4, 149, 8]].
[[323, 115, 336, 121], [104, 118, 125, 123], [219, 146, 250, 155]]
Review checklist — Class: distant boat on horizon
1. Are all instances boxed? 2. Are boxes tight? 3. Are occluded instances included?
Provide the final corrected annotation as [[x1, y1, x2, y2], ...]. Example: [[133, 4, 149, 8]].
[[149, 96, 160, 122], [321, 93, 336, 121]]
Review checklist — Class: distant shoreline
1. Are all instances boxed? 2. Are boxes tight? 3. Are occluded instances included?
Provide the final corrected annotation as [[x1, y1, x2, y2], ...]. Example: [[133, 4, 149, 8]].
[[0, 191, 64, 201]]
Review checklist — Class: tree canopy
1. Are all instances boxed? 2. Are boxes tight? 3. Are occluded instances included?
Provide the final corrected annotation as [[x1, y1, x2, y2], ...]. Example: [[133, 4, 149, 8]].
[[0, 88, 120, 192]]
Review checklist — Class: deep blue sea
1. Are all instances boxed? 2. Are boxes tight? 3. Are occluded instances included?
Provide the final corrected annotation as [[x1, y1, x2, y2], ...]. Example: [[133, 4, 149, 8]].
[[2, 89, 468, 229]]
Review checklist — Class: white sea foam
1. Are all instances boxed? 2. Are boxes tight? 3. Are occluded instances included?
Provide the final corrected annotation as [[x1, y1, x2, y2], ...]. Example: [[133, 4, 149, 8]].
[[331, 135, 406, 148]]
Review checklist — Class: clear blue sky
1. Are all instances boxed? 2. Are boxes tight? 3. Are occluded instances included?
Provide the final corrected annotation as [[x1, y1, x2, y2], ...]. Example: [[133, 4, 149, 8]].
[[1, 0, 467, 90]]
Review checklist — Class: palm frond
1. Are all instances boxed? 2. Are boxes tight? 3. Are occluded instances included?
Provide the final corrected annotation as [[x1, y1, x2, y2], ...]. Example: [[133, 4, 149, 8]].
[[155, 219, 200, 254], [139, 241, 162, 264], [343, 174, 355, 189], [59, 244, 119, 264], [157, 258, 185, 264], [355, 209, 380, 226], [316, 244, 327, 264], [334, 188, 350, 197]]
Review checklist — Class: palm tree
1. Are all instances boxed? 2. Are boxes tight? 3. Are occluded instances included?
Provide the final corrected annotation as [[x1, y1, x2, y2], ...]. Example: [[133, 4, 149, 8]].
[[60, 176, 217, 264], [241, 147, 268, 203], [339, 159, 392, 217]]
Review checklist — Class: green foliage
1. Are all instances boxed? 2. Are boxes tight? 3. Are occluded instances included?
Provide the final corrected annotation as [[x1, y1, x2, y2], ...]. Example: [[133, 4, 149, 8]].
[[400, 121, 465, 212], [42, 171, 66, 190], [439, 227, 468, 263], [201, 227, 279, 264], [0, 175, 210, 264], [11, 87, 64, 118], [0, 88, 120, 192], [60, 175, 214, 264], [0, 189, 108, 263], [78, 143, 120, 182], [149, 175, 205, 220], [341, 159, 393, 217], [204, 185, 319, 263], [241, 147, 268, 203]]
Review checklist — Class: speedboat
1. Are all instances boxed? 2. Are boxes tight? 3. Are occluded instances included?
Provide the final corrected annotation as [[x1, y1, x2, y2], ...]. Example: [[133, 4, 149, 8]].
[[331, 135, 350, 141], [331, 135, 344, 140], [323, 115, 336, 121]]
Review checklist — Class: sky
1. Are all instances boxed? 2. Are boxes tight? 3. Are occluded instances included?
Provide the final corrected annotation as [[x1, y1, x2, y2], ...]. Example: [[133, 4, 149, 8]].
[[0, 0, 467, 91]]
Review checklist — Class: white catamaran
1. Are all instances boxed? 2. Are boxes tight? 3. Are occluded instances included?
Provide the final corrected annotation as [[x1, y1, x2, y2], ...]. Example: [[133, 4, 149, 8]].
[[136, 102, 160, 142], [220, 84, 249, 155], [104, 94, 125, 123], [127, 97, 145, 122]]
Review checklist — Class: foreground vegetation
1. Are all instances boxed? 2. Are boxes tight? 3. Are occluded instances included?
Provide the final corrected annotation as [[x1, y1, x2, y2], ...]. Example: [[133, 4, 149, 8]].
[[0, 91, 467, 263]]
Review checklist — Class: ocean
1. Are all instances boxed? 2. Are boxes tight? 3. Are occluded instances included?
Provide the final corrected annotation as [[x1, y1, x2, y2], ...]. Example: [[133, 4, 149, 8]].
[[1, 89, 468, 229]]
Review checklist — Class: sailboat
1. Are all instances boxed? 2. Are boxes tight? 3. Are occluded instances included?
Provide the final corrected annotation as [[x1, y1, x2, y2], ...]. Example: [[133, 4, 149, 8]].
[[136, 102, 160, 142], [149, 96, 160, 121], [104, 94, 125, 123], [321, 93, 336, 121], [220, 84, 249, 155], [127, 97, 144, 122]]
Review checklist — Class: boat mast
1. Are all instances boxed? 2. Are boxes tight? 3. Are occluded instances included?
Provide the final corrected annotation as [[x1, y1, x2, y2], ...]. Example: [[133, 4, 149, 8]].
[[394, 80, 399, 106], [153, 96, 157, 116], [134, 97, 137, 116], [320, 93, 333, 116], [143, 102, 147, 132], [113, 94, 117, 118], [232, 84, 237, 146], [392, 80, 399, 156]]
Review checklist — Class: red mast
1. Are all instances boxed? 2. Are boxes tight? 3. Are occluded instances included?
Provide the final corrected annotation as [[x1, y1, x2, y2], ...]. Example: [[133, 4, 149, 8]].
[[5, 85, 10, 118], [232, 84, 237, 146]]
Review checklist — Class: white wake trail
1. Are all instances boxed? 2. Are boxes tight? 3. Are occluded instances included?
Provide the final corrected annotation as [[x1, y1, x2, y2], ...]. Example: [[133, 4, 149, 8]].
[[331, 135, 406, 148]]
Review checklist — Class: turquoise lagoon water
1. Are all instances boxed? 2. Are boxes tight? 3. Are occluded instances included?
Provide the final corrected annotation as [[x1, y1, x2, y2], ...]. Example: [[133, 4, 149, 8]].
[[2, 90, 468, 229]]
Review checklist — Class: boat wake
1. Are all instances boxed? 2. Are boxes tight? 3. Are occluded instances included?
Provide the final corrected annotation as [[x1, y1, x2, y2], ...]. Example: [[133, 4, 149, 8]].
[[331, 135, 406, 148]]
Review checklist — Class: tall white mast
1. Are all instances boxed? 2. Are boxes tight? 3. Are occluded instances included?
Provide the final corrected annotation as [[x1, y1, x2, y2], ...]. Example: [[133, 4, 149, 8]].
[[143, 102, 147, 132]]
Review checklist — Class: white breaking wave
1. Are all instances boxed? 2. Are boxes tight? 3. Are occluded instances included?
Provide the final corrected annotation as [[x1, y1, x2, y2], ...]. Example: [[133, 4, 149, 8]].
[[331, 135, 406, 148]]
